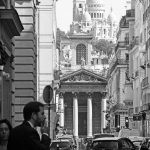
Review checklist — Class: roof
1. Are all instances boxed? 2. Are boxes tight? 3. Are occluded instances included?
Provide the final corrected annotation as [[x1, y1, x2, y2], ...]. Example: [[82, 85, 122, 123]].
[[93, 137, 121, 141], [60, 68, 107, 83], [87, 0, 104, 4], [51, 139, 70, 143], [82, 11, 91, 22], [127, 136, 144, 142]]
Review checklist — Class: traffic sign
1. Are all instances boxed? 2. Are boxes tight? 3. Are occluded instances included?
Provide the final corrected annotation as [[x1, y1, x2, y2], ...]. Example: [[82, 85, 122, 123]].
[[43, 85, 53, 103]]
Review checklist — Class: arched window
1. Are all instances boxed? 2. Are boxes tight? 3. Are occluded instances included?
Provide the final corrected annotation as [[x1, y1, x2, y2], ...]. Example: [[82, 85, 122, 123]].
[[76, 44, 86, 65]]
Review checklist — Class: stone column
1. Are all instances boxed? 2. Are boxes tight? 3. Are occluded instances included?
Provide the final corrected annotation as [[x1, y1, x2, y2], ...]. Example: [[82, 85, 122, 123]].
[[87, 93, 92, 138], [73, 93, 78, 137], [59, 93, 64, 127], [101, 98, 106, 133]]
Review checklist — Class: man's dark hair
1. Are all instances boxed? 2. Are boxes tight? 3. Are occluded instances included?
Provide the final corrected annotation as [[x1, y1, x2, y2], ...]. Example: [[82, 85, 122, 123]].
[[23, 101, 44, 120], [0, 119, 12, 131]]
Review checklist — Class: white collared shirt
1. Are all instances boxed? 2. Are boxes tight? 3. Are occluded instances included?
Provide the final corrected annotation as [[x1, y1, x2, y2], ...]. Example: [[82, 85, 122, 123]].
[[27, 121, 35, 129]]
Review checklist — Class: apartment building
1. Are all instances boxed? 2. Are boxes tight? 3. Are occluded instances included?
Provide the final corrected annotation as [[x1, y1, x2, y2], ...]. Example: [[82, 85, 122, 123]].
[[0, 0, 23, 123], [37, 0, 58, 139], [107, 0, 150, 136], [107, 0, 135, 133], [131, 0, 150, 137]]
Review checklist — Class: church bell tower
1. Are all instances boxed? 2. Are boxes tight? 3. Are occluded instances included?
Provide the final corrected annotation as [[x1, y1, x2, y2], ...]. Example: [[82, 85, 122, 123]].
[[73, 0, 86, 22]]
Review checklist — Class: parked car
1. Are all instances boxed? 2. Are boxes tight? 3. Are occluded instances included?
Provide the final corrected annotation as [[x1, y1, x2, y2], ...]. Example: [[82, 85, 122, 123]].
[[93, 133, 115, 139], [127, 136, 144, 150], [56, 134, 77, 149], [140, 137, 150, 150], [91, 137, 138, 150], [50, 139, 76, 150]]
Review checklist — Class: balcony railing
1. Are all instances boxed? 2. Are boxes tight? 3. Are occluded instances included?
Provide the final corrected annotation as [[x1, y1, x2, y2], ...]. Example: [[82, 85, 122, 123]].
[[109, 59, 129, 74], [115, 41, 128, 53], [141, 77, 149, 88]]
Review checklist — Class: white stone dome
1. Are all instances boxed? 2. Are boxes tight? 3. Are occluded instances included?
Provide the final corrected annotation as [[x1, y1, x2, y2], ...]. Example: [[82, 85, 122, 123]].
[[107, 8, 117, 24], [82, 11, 91, 22]]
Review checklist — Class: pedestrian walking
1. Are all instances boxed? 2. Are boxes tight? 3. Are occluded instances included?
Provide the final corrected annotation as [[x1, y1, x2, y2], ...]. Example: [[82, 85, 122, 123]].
[[0, 119, 12, 150], [7, 101, 51, 150]]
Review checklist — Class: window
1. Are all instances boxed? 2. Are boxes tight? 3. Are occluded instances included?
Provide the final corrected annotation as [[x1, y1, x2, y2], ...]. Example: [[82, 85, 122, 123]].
[[76, 44, 86, 65], [92, 141, 118, 149], [120, 139, 130, 148], [97, 13, 99, 18], [104, 29, 106, 34], [126, 139, 134, 149], [79, 3, 82, 8]]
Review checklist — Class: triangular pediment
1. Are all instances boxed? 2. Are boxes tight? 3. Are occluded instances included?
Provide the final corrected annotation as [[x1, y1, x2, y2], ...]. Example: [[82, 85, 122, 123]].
[[60, 68, 107, 83]]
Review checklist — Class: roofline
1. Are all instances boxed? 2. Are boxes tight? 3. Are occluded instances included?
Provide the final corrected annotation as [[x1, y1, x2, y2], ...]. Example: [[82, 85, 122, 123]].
[[60, 68, 107, 82]]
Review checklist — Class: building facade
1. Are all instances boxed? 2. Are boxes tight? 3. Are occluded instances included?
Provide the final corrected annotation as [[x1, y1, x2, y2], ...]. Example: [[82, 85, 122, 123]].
[[107, 0, 135, 133], [70, 0, 118, 42], [107, 0, 150, 137], [13, 0, 39, 126], [130, 0, 150, 137], [58, 69, 107, 137], [37, 0, 58, 139], [0, 0, 23, 123], [54, 0, 118, 138]]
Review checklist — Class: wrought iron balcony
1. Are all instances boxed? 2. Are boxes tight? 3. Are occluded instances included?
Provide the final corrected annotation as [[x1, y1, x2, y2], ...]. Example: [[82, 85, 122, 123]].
[[141, 77, 149, 88], [109, 59, 129, 75]]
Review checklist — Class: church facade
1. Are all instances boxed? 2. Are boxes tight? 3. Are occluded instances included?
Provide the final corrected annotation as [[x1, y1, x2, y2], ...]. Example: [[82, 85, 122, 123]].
[[55, 0, 118, 138]]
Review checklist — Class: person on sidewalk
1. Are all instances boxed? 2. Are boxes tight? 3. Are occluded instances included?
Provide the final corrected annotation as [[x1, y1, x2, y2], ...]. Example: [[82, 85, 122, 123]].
[[0, 119, 12, 150], [7, 101, 51, 150]]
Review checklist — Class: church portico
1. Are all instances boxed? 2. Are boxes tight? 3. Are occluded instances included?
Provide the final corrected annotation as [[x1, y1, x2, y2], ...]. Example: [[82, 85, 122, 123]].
[[57, 69, 107, 138]]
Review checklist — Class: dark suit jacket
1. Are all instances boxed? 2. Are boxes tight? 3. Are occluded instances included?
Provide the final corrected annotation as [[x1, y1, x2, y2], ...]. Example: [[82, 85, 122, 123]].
[[7, 121, 51, 150]]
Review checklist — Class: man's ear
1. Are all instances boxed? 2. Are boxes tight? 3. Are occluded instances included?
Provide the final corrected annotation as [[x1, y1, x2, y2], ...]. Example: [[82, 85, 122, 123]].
[[31, 112, 37, 120]]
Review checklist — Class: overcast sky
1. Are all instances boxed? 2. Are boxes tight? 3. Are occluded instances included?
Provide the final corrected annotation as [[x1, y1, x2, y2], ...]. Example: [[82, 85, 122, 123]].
[[56, 0, 128, 32]]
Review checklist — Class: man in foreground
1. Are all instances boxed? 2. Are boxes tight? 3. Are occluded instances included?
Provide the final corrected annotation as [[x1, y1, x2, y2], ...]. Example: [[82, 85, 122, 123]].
[[7, 101, 51, 150]]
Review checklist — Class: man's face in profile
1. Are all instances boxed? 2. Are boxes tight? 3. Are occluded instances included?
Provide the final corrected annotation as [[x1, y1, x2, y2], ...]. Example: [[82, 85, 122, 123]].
[[35, 106, 46, 127]]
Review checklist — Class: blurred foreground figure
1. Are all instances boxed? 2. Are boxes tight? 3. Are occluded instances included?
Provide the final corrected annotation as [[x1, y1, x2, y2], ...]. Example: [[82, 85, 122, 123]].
[[7, 101, 51, 150], [0, 119, 12, 150]]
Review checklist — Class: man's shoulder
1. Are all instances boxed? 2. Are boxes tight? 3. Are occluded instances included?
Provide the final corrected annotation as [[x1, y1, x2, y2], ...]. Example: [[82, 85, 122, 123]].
[[12, 122, 32, 132]]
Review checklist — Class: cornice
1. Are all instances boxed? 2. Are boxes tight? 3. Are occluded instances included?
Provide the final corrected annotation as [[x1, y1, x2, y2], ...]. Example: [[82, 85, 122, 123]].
[[59, 84, 106, 93], [0, 0, 6, 6], [0, 9, 24, 38]]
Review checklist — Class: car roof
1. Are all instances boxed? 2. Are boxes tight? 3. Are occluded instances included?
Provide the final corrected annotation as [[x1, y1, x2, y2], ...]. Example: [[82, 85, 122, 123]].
[[94, 133, 113, 135], [127, 136, 144, 141], [93, 137, 122, 141], [52, 139, 71, 143], [57, 134, 73, 138]]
